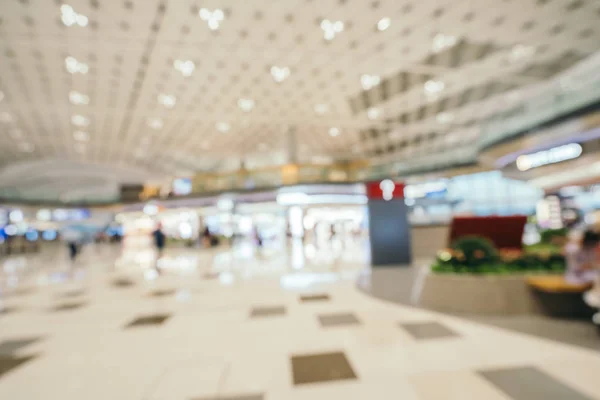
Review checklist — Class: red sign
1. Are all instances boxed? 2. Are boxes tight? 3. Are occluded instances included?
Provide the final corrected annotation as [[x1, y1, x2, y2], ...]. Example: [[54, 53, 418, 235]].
[[365, 180, 405, 200]]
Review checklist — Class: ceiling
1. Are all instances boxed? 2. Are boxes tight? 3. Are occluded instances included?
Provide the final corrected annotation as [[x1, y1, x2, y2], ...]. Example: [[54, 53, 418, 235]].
[[1, 0, 600, 202]]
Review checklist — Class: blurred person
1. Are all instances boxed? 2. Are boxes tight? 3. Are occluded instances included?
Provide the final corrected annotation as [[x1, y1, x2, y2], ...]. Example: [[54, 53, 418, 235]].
[[565, 229, 600, 284], [61, 226, 84, 263], [202, 226, 212, 247], [152, 222, 166, 260]]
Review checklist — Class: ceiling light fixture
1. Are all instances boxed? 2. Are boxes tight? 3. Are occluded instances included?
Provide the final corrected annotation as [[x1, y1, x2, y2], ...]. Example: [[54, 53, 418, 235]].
[[238, 98, 255, 112], [158, 94, 176, 108], [270, 66, 290, 83], [367, 107, 382, 120], [436, 112, 454, 124], [377, 17, 391, 31], [147, 118, 163, 130], [61, 4, 88, 27], [432, 33, 458, 53], [424, 80, 445, 96], [321, 19, 344, 40], [69, 90, 89, 105], [199, 8, 225, 30], [71, 114, 89, 127], [329, 127, 340, 137], [174, 59, 195, 77], [65, 56, 88, 74], [73, 131, 89, 142], [314, 103, 329, 115], [216, 122, 230, 133], [361, 74, 381, 90]]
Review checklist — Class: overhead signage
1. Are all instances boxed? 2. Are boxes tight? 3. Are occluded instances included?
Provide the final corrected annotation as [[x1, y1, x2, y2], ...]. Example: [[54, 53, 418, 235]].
[[404, 180, 448, 199], [516, 143, 582, 171]]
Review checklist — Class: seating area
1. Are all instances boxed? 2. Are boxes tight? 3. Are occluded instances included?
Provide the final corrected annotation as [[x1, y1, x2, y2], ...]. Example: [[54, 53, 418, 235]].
[[527, 275, 596, 319]]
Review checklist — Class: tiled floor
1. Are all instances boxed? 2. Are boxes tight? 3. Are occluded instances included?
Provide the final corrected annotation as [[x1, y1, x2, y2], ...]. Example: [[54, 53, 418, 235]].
[[0, 242, 600, 399]]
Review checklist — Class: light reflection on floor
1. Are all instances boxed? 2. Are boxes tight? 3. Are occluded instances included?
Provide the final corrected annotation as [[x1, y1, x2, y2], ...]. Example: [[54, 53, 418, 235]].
[[1, 237, 370, 296]]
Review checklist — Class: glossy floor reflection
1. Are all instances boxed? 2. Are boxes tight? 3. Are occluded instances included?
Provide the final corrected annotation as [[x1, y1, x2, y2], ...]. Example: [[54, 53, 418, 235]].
[[1, 242, 600, 399]]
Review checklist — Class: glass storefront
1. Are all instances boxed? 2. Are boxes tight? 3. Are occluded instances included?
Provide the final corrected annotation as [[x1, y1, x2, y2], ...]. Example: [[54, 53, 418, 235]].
[[406, 171, 544, 224]]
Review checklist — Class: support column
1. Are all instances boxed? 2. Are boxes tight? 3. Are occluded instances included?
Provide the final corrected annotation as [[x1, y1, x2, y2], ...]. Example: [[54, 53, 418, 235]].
[[366, 180, 412, 266]]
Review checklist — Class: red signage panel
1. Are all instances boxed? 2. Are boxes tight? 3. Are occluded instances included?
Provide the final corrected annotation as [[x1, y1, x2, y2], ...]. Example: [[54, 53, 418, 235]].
[[365, 180, 405, 200]]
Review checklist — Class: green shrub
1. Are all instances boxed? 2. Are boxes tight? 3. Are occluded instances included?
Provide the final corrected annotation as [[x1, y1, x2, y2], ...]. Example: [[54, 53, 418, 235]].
[[431, 234, 566, 275], [450, 236, 499, 267], [540, 228, 568, 244]]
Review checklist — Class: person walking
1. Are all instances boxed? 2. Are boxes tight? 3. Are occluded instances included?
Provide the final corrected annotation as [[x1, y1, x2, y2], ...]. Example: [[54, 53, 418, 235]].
[[152, 222, 166, 270]]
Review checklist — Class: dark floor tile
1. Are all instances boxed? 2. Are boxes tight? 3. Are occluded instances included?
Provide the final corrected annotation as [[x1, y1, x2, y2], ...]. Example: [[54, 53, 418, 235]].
[[479, 366, 594, 400], [51, 302, 86, 312], [125, 314, 171, 328], [147, 289, 176, 297], [249, 306, 286, 318], [400, 321, 459, 340], [111, 278, 135, 288], [57, 289, 85, 298], [191, 394, 264, 400], [0, 338, 40, 356], [291, 351, 357, 385], [318, 313, 361, 327], [0, 355, 37, 379], [11, 287, 35, 297], [0, 306, 18, 316], [300, 294, 330, 302]]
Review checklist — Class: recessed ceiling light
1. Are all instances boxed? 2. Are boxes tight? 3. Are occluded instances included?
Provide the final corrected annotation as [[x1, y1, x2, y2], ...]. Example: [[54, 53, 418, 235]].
[[71, 114, 89, 127], [147, 118, 163, 130], [436, 112, 454, 124], [377, 17, 391, 31], [510, 44, 536, 62], [158, 94, 176, 108], [216, 122, 230, 133], [238, 98, 255, 112], [18, 142, 34, 153], [199, 8, 224, 30], [61, 4, 88, 27], [432, 33, 458, 53], [0, 112, 12, 123], [270, 66, 290, 83], [73, 131, 89, 141], [314, 103, 329, 115], [367, 108, 382, 120], [69, 90, 89, 105], [329, 127, 340, 137], [65, 56, 88, 74], [424, 80, 445, 96], [174, 59, 195, 77], [361, 74, 380, 90], [321, 19, 344, 40]]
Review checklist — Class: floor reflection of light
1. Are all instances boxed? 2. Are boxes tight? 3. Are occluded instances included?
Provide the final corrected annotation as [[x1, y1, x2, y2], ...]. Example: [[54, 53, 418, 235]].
[[219, 272, 234, 285], [176, 289, 192, 302], [7, 276, 19, 287], [144, 269, 159, 281], [291, 239, 305, 270], [279, 272, 339, 290]]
